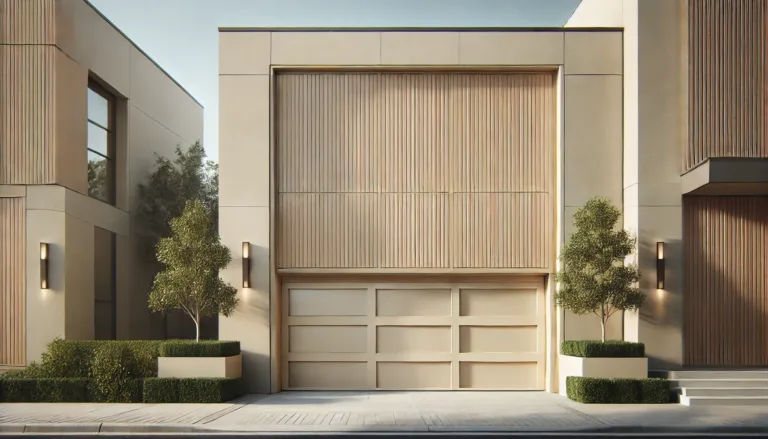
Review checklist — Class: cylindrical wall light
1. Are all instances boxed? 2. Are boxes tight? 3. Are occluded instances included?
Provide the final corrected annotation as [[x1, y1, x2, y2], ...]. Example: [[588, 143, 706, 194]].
[[40, 242, 49, 289], [656, 242, 665, 290], [242, 242, 251, 288]]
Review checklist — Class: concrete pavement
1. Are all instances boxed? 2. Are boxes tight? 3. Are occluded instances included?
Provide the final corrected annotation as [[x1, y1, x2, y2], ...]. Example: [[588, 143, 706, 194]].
[[1, 391, 768, 434]]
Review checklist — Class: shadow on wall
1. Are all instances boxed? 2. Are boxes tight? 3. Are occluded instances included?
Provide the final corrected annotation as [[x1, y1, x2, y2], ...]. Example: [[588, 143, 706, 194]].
[[228, 244, 271, 393], [637, 237, 684, 370]]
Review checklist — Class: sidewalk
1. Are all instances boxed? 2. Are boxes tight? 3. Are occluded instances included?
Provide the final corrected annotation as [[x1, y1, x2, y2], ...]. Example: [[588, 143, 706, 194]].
[[1, 391, 768, 434]]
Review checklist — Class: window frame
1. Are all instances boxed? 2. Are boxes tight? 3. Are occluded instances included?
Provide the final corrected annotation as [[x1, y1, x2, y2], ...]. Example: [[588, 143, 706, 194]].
[[87, 80, 116, 205]]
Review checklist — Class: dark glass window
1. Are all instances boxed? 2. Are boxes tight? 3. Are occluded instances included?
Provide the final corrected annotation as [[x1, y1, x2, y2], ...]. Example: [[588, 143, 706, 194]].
[[94, 227, 116, 340], [87, 82, 115, 204]]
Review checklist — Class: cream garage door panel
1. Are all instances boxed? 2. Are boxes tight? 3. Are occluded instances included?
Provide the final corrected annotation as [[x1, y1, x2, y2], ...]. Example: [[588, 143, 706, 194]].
[[282, 279, 546, 390]]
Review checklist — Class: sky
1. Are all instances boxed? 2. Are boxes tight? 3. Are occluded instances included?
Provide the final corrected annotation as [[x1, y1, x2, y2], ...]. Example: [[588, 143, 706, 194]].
[[89, 0, 582, 162]]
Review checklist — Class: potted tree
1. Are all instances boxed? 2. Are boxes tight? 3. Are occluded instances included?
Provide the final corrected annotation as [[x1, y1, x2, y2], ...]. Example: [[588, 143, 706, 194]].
[[149, 200, 241, 379], [555, 197, 647, 396]]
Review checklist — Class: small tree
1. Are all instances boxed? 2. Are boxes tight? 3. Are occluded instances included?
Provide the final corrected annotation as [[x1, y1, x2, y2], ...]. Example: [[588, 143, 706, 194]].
[[555, 197, 644, 342], [148, 200, 238, 342]]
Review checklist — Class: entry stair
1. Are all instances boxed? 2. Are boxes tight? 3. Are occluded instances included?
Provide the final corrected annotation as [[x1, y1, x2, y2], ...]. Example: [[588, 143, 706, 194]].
[[651, 370, 768, 406]]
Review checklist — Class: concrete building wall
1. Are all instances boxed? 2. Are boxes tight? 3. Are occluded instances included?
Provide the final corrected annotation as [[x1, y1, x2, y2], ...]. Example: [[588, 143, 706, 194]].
[[0, 0, 203, 364], [566, 0, 687, 369], [219, 29, 623, 393]]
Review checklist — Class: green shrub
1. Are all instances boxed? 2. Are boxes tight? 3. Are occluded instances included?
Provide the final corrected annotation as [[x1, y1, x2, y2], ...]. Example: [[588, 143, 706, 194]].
[[0, 362, 47, 379], [0, 378, 91, 402], [178, 378, 241, 403], [640, 378, 671, 403], [561, 340, 645, 358], [566, 376, 670, 404], [91, 344, 141, 402], [38, 340, 163, 379], [40, 339, 94, 377], [118, 341, 163, 377], [611, 378, 641, 403], [143, 378, 179, 403], [566, 376, 614, 403], [160, 340, 240, 357]]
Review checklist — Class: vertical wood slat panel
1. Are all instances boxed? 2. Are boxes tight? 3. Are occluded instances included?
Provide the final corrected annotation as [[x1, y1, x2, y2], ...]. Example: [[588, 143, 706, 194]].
[[278, 193, 378, 268], [0, 197, 26, 366], [276, 72, 555, 270], [379, 193, 448, 268], [0, 0, 55, 44], [0, 45, 56, 184], [684, 196, 768, 367], [686, 0, 767, 171]]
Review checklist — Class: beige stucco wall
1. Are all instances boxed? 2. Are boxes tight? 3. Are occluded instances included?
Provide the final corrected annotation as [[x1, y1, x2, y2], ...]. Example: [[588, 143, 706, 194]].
[[567, 0, 686, 368], [626, 0, 686, 369], [219, 29, 623, 393], [2, 0, 203, 364]]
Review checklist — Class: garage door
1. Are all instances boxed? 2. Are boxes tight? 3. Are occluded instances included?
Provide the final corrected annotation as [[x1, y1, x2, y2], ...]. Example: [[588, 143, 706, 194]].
[[282, 278, 546, 390]]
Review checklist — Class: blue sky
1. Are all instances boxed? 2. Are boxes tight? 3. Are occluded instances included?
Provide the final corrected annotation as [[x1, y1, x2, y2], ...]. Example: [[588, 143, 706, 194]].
[[89, 0, 581, 162]]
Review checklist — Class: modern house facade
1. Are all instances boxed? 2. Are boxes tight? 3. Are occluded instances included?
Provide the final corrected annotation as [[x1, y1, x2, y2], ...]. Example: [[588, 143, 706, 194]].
[[0, 0, 204, 368], [219, 0, 768, 395]]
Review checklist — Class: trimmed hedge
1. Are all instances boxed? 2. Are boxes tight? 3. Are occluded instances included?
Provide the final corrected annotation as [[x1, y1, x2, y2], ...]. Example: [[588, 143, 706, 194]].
[[0, 340, 241, 404], [91, 344, 141, 402], [0, 378, 91, 403], [159, 340, 240, 358], [143, 378, 241, 403], [561, 340, 645, 358], [143, 378, 180, 403], [40, 339, 163, 378], [566, 376, 670, 404]]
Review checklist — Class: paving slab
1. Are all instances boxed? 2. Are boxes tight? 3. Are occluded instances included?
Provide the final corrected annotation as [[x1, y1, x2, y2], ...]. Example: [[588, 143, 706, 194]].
[[1, 391, 768, 434]]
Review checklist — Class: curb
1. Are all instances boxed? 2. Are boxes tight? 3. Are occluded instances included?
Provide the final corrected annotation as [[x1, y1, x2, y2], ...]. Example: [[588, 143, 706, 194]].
[[0, 423, 767, 435]]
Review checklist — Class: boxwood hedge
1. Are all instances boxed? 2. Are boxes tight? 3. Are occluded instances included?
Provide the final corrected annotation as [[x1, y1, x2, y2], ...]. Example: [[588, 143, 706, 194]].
[[566, 376, 670, 404], [561, 340, 645, 358], [144, 378, 241, 403]]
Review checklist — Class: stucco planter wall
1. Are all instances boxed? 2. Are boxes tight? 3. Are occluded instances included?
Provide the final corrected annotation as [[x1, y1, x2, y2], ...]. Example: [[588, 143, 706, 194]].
[[558, 355, 648, 396], [158, 353, 242, 379]]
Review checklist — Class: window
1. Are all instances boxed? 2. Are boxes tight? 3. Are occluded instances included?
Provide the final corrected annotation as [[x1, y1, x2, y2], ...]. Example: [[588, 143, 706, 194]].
[[87, 82, 115, 204], [94, 227, 116, 340]]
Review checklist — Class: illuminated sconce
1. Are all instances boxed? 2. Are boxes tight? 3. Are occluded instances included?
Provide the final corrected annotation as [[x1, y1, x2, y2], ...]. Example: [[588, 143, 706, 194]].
[[242, 242, 251, 288], [656, 242, 665, 290], [40, 243, 49, 289]]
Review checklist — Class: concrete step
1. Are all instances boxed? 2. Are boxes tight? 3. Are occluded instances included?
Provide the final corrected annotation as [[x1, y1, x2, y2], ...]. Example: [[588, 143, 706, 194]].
[[680, 387, 768, 397], [654, 370, 768, 380], [669, 379, 768, 388], [680, 395, 768, 406]]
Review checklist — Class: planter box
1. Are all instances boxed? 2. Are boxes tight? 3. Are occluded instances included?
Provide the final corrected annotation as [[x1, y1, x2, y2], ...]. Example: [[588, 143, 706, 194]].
[[158, 354, 242, 379], [558, 355, 648, 396]]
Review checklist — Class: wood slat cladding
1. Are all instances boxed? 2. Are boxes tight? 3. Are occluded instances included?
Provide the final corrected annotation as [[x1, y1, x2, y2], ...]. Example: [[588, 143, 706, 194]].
[[0, 45, 56, 184], [0, 197, 26, 366], [0, 0, 55, 44], [686, 0, 768, 171], [276, 72, 555, 270], [683, 196, 768, 366]]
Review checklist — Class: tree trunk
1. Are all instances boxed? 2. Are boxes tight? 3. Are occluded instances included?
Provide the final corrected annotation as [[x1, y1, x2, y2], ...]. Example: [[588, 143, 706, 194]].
[[195, 308, 201, 343], [600, 304, 606, 342]]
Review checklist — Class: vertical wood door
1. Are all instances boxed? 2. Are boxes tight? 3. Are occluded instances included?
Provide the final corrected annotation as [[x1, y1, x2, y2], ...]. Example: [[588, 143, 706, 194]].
[[0, 197, 26, 366], [684, 196, 768, 366]]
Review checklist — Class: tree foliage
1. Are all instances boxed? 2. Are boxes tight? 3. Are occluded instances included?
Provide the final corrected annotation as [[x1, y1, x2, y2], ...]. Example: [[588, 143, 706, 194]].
[[148, 200, 238, 342], [87, 158, 109, 202], [137, 141, 218, 258], [554, 197, 644, 342]]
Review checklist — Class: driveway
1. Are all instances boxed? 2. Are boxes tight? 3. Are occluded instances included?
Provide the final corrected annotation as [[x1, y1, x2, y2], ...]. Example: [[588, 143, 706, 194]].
[[1, 391, 768, 433]]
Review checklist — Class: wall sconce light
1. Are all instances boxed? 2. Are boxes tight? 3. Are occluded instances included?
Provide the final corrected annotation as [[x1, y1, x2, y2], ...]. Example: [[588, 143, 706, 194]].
[[242, 242, 250, 288], [656, 242, 665, 290], [40, 243, 49, 289]]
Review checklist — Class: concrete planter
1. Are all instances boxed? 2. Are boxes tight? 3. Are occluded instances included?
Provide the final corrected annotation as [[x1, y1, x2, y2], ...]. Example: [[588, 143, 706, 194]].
[[158, 353, 242, 379], [558, 355, 648, 396]]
